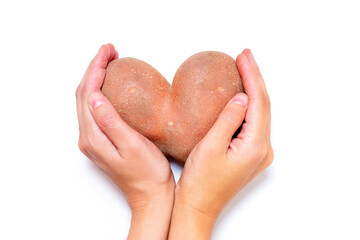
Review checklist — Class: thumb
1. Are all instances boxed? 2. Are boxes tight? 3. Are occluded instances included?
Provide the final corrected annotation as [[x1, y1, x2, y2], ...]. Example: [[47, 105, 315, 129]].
[[88, 92, 137, 151], [204, 93, 249, 152]]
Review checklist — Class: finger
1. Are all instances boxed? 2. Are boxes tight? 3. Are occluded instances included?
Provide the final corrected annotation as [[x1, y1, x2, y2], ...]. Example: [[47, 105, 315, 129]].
[[240, 103, 273, 186], [254, 48, 271, 159], [242, 49, 273, 169], [75, 44, 120, 165], [245, 147, 274, 186], [88, 92, 141, 152], [76, 44, 117, 137], [78, 131, 121, 174], [242, 49, 267, 92], [79, 43, 118, 97], [77, 91, 121, 170], [77, 91, 122, 172], [243, 49, 271, 140], [113, 50, 119, 61], [248, 111, 273, 182], [236, 51, 268, 140], [244, 126, 274, 186], [204, 93, 249, 153]]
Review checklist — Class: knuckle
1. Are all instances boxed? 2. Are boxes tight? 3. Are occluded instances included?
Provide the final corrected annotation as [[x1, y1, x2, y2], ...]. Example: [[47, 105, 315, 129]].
[[248, 139, 268, 161], [75, 84, 90, 99], [223, 110, 241, 125], [78, 138, 88, 152], [78, 136, 94, 154], [257, 145, 268, 160], [263, 156, 273, 169], [81, 84, 91, 96], [259, 93, 268, 105], [256, 144, 274, 169], [266, 146, 274, 166], [98, 112, 118, 130], [123, 138, 143, 154], [78, 138, 85, 153]]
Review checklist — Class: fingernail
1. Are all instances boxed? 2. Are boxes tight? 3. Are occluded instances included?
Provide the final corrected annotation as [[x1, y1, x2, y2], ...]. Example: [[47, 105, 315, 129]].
[[88, 93, 104, 111], [231, 94, 248, 106], [241, 52, 249, 63]]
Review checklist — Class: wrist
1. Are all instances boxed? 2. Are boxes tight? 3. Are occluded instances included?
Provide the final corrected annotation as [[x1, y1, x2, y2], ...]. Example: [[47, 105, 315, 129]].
[[168, 188, 218, 240], [127, 186, 175, 240], [128, 181, 175, 213]]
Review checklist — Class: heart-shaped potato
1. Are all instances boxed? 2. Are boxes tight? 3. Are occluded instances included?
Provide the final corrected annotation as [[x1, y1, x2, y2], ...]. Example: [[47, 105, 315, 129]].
[[101, 51, 243, 162]]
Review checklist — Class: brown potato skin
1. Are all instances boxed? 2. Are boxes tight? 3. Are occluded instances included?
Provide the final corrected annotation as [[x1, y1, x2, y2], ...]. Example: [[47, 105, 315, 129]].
[[101, 51, 243, 162]]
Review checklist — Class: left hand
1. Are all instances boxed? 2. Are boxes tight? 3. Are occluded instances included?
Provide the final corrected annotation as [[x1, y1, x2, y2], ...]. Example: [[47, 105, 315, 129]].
[[76, 44, 175, 240]]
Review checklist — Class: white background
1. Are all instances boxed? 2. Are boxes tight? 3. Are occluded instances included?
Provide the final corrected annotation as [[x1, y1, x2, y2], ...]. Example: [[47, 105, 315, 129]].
[[1, 0, 359, 239]]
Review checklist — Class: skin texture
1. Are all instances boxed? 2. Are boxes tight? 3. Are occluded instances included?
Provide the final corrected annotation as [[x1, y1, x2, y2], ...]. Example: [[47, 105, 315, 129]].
[[76, 44, 273, 239], [101, 52, 244, 162], [76, 44, 175, 240]]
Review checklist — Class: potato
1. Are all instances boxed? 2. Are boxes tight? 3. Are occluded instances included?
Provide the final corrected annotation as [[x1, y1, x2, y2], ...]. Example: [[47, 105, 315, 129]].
[[101, 51, 243, 162]]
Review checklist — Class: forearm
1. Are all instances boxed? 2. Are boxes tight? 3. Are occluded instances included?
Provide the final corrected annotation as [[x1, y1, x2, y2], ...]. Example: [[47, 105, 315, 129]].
[[168, 196, 217, 240]]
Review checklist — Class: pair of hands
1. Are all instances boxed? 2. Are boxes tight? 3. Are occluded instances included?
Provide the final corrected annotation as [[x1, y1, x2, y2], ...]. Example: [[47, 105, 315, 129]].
[[76, 44, 273, 240]]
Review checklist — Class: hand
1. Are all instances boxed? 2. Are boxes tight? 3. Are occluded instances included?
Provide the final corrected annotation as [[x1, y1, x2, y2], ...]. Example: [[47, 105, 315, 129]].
[[76, 44, 175, 240], [169, 49, 274, 239]]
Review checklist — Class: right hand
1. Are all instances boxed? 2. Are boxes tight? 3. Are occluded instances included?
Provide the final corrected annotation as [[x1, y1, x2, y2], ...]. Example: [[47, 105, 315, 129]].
[[169, 49, 273, 239]]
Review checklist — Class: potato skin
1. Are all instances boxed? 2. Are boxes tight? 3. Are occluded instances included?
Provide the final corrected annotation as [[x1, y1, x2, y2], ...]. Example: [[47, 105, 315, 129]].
[[101, 58, 171, 151], [101, 51, 243, 162]]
